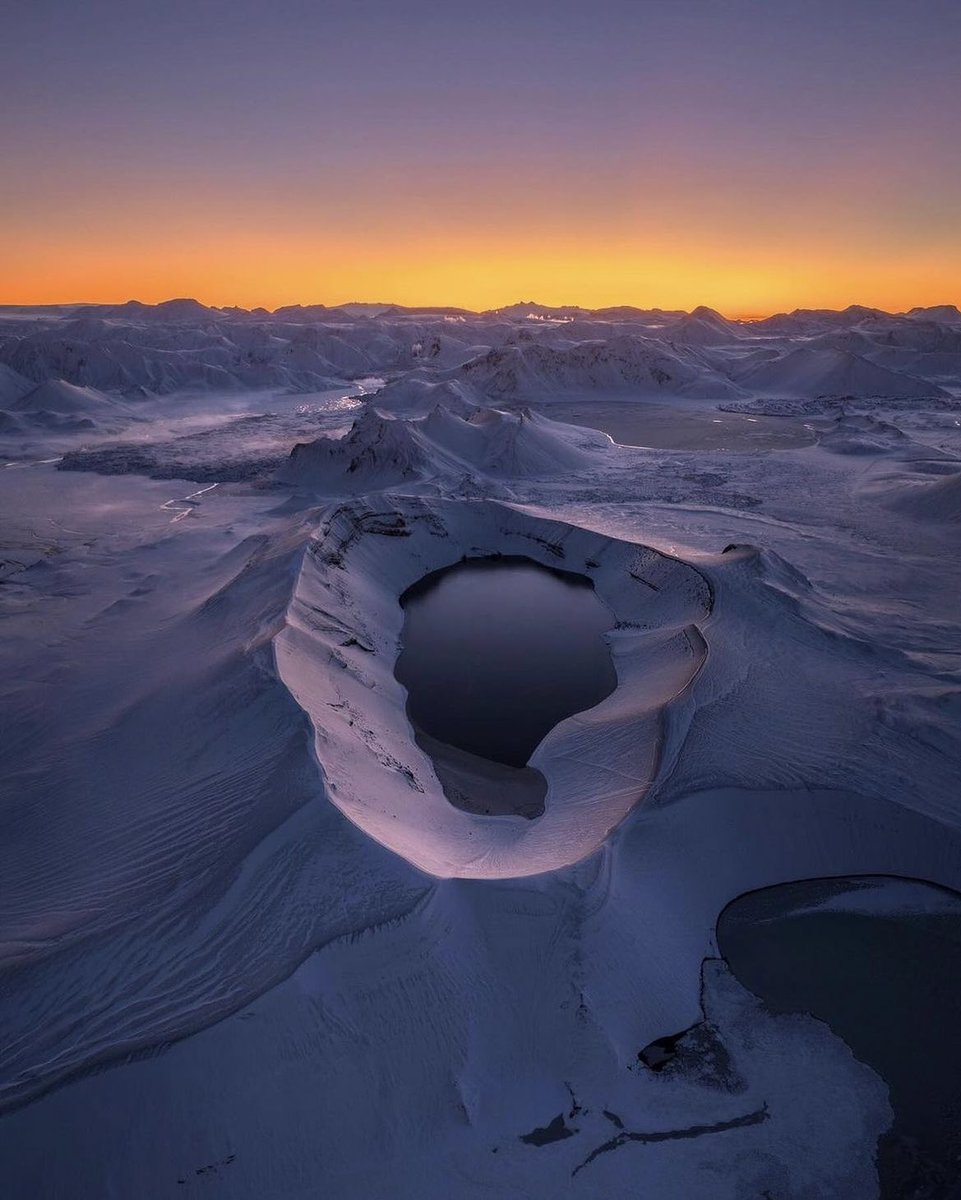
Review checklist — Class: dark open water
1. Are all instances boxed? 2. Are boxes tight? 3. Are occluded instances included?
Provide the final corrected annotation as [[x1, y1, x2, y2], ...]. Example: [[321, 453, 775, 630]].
[[395, 557, 617, 817]]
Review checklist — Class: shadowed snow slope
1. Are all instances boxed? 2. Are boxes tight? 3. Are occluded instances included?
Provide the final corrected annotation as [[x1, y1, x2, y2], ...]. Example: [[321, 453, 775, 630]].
[[885, 469, 961, 521], [736, 346, 948, 399], [862, 455, 961, 522], [0, 363, 33, 407], [0, 510, 425, 1113], [662, 307, 744, 346], [9, 378, 129, 419], [1, 378, 134, 433]]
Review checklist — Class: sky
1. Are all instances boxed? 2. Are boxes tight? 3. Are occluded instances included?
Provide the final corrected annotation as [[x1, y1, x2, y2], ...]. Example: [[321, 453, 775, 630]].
[[2, 0, 960, 315]]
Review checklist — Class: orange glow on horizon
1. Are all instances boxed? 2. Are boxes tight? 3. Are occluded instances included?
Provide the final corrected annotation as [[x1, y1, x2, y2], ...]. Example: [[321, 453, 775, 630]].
[[3, 170, 958, 317], [3, 235, 958, 319]]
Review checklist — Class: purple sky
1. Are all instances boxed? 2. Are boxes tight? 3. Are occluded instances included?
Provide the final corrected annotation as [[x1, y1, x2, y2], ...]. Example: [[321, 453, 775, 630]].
[[3, 0, 959, 310]]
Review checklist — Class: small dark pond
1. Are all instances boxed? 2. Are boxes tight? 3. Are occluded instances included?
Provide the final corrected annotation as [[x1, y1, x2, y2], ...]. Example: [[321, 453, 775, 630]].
[[395, 557, 617, 818], [718, 876, 961, 1199]]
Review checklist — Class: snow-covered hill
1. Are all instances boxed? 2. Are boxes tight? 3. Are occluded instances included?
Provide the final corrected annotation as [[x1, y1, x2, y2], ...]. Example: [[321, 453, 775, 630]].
[[458, 335, 744, 401], [735, 345, 948, 400], [279, 403, 609, 492]]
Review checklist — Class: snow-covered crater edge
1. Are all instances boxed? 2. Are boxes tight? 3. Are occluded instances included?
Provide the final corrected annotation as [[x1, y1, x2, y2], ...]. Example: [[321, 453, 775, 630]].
[[274, 495, 712, 878]]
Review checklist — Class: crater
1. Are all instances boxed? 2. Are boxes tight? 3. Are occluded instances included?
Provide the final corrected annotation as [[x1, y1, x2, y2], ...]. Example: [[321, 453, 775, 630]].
[[394, 557, 617, 818], [274, 496, 712, 878]]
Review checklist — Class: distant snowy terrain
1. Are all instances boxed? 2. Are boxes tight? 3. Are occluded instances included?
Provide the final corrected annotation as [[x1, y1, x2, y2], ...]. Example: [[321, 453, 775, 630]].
[[1, 298, 961, 1198]]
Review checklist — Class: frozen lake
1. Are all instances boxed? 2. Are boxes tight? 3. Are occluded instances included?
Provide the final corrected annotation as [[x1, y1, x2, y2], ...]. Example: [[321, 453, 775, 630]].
[[718, 877, 961, 1198], [520, 400, 820, 451]]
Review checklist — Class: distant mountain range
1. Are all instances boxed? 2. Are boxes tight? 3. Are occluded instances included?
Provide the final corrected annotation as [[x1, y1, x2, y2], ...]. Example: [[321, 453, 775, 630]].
[[1, 299, 958, 432]]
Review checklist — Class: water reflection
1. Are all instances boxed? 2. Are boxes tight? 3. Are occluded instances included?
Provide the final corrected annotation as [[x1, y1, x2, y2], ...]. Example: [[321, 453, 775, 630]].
[[395, 557, 617, 816]]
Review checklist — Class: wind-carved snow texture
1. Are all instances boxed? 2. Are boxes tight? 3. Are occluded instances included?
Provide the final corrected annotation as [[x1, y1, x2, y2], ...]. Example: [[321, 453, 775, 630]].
[[1, 298, 961, 1197]]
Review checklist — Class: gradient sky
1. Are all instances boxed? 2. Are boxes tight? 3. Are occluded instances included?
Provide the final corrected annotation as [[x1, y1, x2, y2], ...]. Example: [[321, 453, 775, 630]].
[[2, 0, 959, 313]]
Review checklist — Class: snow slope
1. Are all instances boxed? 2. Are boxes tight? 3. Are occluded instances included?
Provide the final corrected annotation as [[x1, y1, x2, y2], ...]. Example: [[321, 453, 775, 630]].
[[458, 335, 744, 401], [736, 346, 947, 399]]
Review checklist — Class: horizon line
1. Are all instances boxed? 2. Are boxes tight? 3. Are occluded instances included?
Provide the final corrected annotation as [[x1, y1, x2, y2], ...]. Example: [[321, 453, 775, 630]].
[[2, 296, 959, 324]]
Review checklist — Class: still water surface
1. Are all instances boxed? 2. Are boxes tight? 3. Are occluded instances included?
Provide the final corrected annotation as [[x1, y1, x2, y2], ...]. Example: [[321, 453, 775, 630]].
[[396, 557, 617, 770]]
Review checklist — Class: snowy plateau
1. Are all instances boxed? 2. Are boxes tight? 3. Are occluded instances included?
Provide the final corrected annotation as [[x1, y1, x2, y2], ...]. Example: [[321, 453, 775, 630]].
[[2, 297, 961, 1198]]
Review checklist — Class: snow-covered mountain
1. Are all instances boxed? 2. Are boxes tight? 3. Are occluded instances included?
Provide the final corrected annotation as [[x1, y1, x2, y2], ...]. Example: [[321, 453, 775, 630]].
[[458, 335, 745, 401], [906, 304, 961, 325], [279, 404, 609, 492], [2, 299, 959, 416], [735, 346, 947, 400]]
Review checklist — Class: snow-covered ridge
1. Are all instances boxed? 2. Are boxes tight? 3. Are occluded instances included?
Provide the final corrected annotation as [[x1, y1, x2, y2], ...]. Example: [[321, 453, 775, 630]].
[[733, 345, 948, 400], [278, 403, 612, 493], [457, 335, 745, 400], [1, 298, 959, 428]]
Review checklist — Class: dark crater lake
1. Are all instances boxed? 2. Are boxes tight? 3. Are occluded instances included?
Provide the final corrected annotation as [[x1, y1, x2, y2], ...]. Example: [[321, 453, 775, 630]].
[[718, 876, 961, 1200], [395, 556, 617, 818]]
